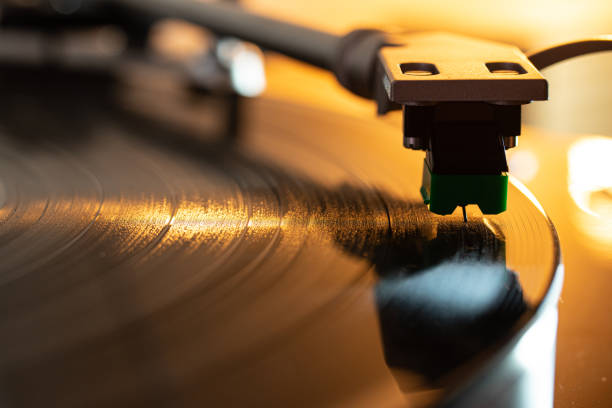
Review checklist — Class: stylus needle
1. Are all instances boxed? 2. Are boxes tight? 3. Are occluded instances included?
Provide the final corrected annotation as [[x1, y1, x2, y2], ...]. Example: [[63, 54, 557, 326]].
[[462, 206, 468, 223]]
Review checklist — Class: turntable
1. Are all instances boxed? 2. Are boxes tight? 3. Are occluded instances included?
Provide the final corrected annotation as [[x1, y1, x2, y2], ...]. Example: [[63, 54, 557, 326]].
[[0, 1, 609, 407]]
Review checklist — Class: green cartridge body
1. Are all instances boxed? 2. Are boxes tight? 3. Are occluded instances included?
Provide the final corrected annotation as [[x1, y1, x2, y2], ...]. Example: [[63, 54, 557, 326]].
[[420, 160, 508, 215]]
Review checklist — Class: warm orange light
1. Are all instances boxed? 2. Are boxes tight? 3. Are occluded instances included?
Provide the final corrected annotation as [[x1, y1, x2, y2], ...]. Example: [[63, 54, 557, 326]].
[[567, 136, 612, 246], [149, 19, 211, 61], [508, 149, 540, 183], [568, 136, 612, 216]]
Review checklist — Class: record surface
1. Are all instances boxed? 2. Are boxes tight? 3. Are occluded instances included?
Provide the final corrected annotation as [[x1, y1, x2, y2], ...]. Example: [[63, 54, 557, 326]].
[[0, 67, 560, 407]]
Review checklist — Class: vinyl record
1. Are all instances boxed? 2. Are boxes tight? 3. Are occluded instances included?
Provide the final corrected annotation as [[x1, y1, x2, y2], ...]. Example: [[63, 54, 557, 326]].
[[0, 65, 561, 407]]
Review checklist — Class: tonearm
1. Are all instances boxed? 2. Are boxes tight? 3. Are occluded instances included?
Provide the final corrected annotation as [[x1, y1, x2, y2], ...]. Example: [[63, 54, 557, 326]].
[[2, 0, 611, 217]]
